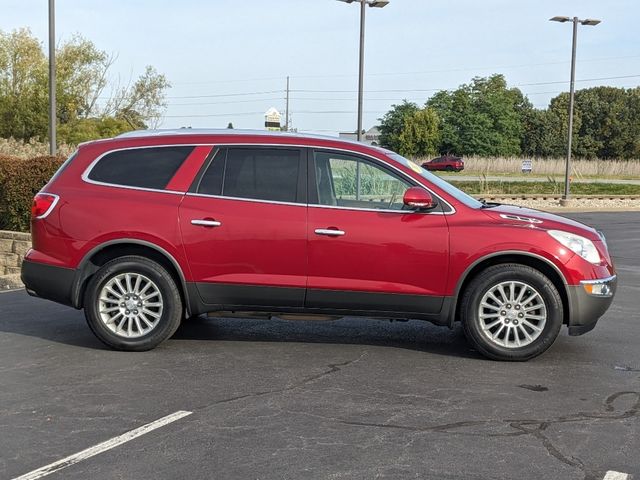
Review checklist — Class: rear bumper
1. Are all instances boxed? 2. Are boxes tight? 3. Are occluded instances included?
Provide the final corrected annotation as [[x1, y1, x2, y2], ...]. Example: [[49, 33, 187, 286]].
[[21, 259, 76, 308], [566, 275, 617, 336]]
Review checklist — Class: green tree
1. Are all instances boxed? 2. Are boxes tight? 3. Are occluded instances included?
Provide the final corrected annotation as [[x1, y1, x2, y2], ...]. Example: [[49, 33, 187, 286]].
[[572, 86, 640, 159], [377, 100, 419, 152], [57, 117, 135, 145], [426, 74, 531, 156], [524, 86, 640, 159], [397, 107, 440, 157], [0, 28, 48, 140], [0, 28, 170, 144]]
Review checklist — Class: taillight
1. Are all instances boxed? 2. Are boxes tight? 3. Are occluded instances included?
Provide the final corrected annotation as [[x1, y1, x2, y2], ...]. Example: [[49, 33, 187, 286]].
[[31, 193, 59, 219]]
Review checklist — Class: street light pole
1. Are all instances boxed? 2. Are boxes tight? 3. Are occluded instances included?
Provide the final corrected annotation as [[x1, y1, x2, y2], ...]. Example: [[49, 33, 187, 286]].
[[338, 0, 389, 142], [357, 0, 366, 142], [565, 18, 578, 202], [550, 15, 600, 204], [48, 0, 56, 156]]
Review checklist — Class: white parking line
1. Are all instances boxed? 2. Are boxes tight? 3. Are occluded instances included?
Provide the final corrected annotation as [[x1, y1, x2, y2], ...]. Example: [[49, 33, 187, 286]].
[[12, 410, 192, 480], [603, 471, 631, 480]]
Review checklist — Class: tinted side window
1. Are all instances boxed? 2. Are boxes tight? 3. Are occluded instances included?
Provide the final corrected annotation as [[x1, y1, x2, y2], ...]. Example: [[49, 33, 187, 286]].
[[196, 148, 226, 196], [222, 148, 301, 203], [314, 151, 411, 211], [88, 146, 194, 189]]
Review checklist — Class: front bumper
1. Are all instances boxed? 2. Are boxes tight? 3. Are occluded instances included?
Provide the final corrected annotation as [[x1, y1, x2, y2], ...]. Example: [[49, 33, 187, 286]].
[[21, 259, 76, 307], [566, 275, 617, 336]]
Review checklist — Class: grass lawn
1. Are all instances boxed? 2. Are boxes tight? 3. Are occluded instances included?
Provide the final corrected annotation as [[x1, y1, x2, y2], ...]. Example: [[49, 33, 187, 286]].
[[437, 172, 640, 180], [447, 181, 640, 195]]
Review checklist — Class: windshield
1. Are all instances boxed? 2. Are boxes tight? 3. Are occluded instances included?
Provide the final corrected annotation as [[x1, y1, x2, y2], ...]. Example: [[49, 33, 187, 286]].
[[384, 151, 483, 209]]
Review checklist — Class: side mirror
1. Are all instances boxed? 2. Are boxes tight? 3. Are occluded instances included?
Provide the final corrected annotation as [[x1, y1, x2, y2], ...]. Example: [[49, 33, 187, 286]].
[[403, 187, 437, 210]]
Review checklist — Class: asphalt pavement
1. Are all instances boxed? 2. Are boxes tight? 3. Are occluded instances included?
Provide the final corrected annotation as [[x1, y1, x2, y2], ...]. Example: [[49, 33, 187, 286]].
[[0, 212, 638, 480]]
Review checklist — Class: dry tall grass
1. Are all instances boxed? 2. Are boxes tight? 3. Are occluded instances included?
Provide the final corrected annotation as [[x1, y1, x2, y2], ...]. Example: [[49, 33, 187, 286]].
[[414, 155, 640, 178], [0, 138, 75, 160], [2, 137, 640, 178]]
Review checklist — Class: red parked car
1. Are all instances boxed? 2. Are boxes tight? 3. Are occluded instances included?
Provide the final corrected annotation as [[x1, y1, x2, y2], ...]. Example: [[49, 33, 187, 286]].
[[422, 155, 464, 172], [22, 130, 616, 360]]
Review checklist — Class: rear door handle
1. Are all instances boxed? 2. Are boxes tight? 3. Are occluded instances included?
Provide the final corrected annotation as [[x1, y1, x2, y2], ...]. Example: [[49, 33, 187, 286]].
[[314, 228, 345, 237], [191, 219, 222, 227]]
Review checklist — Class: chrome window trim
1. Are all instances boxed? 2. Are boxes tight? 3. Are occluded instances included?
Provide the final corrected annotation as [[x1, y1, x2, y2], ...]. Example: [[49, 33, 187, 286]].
[[35, 193, 60, 219], [185, 191, 306, 208], [308, 203, 445, 215], [80, 142, 456, 214]]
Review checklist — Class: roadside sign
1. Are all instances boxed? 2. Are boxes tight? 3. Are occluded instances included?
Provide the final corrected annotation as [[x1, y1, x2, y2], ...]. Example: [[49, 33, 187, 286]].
[[265, 107, 282, 131], [522, 159, 532, 173]]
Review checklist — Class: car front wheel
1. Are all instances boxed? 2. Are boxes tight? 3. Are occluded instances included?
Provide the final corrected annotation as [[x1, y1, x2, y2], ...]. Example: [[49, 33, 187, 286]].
[[84, 255, 183, 351], [460, 263, 563, 361]]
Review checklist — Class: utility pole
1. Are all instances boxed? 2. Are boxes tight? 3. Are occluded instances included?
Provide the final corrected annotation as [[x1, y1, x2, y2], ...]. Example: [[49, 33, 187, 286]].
[[48, 0, 56, 155], [285, 76, 290, 132]]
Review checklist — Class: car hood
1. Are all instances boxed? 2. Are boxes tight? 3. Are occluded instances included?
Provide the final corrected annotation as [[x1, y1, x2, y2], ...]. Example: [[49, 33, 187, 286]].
[[480, 204, 600, 240]]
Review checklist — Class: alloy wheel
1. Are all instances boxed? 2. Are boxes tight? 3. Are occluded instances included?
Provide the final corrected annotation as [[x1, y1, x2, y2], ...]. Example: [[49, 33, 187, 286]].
[[97, 272, 163, 338], [477, 280, 547, 349]]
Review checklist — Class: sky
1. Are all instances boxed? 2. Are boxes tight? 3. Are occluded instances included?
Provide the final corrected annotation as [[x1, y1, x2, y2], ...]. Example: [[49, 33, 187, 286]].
[[2, 0, 639, 136]]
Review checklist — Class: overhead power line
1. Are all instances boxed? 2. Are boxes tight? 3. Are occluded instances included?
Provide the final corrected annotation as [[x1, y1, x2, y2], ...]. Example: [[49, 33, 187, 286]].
[[289, 74, 640, 94], [168, 55, 640, 86], [164, 110, 386, 119], [169, 97, 284, 107], [159, 73, 640, 103], [165, 89, 282, 100]]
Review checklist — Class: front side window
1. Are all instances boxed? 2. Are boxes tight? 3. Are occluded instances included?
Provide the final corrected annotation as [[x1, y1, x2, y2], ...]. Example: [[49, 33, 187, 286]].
[[314, 151, 411, 211], [384, 151, 480, 209], [88, 146, 194, 190]]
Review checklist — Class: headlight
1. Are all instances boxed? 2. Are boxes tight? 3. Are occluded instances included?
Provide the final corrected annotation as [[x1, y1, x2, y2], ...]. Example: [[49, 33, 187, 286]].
[[548, 230, 601, 264]]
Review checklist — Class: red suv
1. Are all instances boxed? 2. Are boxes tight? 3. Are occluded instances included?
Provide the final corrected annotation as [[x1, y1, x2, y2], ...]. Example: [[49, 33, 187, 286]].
[[422, 155, 464, 172], [21, 130, 616, 360]]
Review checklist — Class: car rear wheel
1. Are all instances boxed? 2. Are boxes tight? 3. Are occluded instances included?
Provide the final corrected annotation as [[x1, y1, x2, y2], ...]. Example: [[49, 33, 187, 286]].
[[460, 263, 563, 361], [84, 255, 183, 351]]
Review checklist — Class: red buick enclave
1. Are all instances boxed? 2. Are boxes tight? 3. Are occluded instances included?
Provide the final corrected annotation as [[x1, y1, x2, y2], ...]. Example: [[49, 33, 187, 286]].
[[21, 130, 616, 360]]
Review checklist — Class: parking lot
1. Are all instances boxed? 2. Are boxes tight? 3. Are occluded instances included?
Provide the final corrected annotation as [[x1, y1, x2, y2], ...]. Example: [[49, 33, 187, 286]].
[[0, 212, 638, 480]]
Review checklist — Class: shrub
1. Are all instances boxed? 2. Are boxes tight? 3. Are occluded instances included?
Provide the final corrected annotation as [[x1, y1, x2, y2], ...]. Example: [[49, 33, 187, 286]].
[[0, 137, 75, 160], [0, 155, 64, 232]]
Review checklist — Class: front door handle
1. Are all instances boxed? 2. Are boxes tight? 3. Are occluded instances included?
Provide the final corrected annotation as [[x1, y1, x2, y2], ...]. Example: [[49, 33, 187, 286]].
[[314, 228, 345, 237], [191, 219, 222, 227]]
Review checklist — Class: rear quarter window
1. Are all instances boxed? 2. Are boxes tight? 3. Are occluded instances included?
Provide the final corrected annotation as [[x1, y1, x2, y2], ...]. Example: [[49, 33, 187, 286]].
[[87, 146, 194, 190]]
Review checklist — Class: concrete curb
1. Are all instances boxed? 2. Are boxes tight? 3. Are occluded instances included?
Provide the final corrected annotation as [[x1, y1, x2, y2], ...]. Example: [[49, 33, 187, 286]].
[[0, 274, 23, 291]]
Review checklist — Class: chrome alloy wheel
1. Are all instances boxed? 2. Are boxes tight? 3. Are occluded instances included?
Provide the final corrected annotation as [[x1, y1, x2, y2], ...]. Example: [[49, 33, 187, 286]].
[[97, 273, 163, 338], [477, 281, 547, 349]]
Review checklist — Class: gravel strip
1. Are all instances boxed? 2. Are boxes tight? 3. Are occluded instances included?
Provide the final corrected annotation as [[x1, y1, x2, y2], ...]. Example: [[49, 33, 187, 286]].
[[497, 197, 640, 212]]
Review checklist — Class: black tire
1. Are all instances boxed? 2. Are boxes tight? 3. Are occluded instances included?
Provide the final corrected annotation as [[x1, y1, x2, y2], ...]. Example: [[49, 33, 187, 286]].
[[445, 165, 454, 172], [84, 255, 183, 351], [460, 264, 563, 361]]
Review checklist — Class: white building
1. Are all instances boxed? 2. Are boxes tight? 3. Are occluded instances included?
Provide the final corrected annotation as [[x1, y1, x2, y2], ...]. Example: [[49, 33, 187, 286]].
[[339, 126, 381, 146]]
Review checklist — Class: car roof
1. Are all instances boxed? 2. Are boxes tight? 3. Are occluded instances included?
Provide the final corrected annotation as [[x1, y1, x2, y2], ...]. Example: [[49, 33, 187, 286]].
[[115, 128, 354, 144], [79, 128, 397, 162]]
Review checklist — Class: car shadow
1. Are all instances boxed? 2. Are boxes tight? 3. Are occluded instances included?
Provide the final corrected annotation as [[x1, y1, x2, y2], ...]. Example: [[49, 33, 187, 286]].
[[0, 290, 479, 358], [171, 314, 481, 359]]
